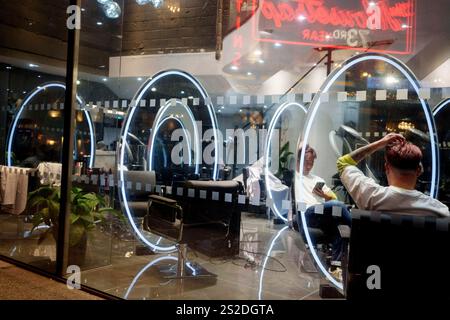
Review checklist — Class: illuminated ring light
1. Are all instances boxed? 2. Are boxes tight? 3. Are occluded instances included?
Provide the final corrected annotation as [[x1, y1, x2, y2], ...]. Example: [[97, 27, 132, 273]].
[[7, 82, 95, 168], [297, 53, 439, 290], [433, 99, 450, 117], [148, 99, 200, 173], [258, 226, 288, 300], [264, 102, 307, 222], [123, 255, 177, 299], [119, 70, 219, 253]]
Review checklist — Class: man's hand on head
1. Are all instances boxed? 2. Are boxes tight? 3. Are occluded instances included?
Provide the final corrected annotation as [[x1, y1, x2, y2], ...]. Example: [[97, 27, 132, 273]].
[[376, 133, 406, 150]]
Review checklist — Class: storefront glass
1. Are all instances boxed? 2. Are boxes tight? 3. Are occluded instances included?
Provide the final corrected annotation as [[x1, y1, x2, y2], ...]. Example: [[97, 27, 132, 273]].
[[1, 0, 450, 299]]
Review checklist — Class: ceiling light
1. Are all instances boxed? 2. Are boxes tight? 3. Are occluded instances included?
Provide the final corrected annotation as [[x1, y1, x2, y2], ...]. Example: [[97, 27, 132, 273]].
[[151, 0, 164, 8], [6, 66, 12, 70], [254, 50, 263, 56], [258, 59, 265, 64], [297, 15, 306, 21], [136, 0, 152, 4], [180, 90, 185, 94], [274, 42, 282, 47], [137, 77, 143, 81], [97, 21, 103, 26], [103, 1, 121, 19], [231, 65, 239, 71], [37, 75, 42, 78], [151, 87, 157, 92], [102, 78, 108, 82], [369, 1, 376, 6], [385, 76, 399, 84], [29, 63, 39, 68], [76, 80, 81, 85], [401, 24, 410, 29], [247, 72, 253, 76]]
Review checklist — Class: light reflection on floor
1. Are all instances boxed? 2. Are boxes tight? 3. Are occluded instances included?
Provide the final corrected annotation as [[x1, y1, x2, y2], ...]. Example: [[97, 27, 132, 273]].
[[0, 212, 321, 300]]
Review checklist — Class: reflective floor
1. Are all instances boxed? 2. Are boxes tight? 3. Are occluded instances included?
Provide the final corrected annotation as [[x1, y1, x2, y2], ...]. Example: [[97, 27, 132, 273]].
[[0, 212, 322, 300], [80, 212, 321, 300]]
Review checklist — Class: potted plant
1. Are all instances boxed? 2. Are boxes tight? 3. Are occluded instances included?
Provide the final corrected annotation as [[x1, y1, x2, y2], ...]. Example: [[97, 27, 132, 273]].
[[276, 141, 294, 184], [27, 186, 120, 266]]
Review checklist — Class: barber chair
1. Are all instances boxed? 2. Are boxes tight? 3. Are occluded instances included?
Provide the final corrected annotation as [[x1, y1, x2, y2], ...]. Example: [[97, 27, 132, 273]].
[[343, 209, 450, 300], [122, 170, 156, 218], [145, 180, 241, 258]]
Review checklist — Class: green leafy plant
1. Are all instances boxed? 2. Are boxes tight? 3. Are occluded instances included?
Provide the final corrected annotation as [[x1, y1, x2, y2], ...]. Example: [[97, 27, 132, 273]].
[[276, 141, 294, 178], [28, 186, 120, 247]]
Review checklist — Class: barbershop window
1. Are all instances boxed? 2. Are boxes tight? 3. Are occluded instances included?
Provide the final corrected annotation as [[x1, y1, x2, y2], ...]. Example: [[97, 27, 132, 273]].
[[0, 0, 450, 300]]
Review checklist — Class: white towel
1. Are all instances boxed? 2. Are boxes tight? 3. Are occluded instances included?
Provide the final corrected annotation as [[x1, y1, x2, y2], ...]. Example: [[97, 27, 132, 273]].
[[0, 166, 30, 215], [37, 162, 62, 186]]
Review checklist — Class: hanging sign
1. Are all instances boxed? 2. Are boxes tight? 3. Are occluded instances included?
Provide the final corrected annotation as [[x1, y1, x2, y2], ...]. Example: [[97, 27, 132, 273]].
[[253, 0, 415, 54]]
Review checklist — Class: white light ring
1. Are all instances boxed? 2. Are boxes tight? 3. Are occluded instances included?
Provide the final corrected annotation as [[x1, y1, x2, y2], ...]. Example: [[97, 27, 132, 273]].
[[264, 102, 307, 222], [149, 115, 193, 169], [258, 226, 288, 300], [123, 255, 177, 299], [148, 99, 199, 173], [297, 53, 439, 290], [118, 70, 218, 252], [433, 99, 450, 117], [7, 82, 95, 168]]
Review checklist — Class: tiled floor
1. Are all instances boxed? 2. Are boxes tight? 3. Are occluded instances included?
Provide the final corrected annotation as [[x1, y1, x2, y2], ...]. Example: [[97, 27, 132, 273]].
[[0, 212, 323, 300], [80, 213, 322, 300]]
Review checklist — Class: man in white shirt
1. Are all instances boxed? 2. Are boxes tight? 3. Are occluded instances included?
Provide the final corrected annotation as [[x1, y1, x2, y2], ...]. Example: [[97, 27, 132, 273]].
[[295, 145, 352, 264], [337, 133, 449, 217]]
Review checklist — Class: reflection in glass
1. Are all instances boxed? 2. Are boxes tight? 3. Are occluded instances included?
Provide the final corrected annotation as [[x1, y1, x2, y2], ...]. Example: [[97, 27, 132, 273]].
[[7, 82, 95, 168], [264, 102, 307, 221], [258, 226, 288, 300], [118, 70, 218, 252], [296, 53, 438, 290], [434, 99, 450, 206]]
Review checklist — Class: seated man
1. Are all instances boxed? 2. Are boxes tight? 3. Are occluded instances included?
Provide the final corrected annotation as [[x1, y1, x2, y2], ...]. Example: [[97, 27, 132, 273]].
[[295, 145, 352, 266], [337, 133, 449, 217]]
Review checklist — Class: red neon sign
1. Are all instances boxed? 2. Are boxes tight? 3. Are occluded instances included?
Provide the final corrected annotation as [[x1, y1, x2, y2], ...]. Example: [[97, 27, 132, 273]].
[[253, 0, 416, 54]]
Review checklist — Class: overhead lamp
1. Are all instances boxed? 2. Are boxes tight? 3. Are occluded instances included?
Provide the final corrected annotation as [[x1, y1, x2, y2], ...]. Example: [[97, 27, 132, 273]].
[[274, 42, 282, 47], [136, 0, 152, 4], [97, 21, 103, 26], [231, 65, 239, 71], [297, 15, 306, 21], [254, 50, 262, 56], [258, 59, 265, 64], [29, 63, 39, 68], [151, 0, 164, 8], [103, 1, 121, 19]]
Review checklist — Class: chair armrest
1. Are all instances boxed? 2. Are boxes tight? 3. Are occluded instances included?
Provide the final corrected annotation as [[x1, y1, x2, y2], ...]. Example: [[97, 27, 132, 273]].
[[338, 225, 351, 239]]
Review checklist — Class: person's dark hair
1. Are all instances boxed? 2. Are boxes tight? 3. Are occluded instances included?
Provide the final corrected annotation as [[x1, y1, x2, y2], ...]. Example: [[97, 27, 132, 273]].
[[296, 144, 317, 171], [385, 141, 422, 171], [297, 144, 317, 159]]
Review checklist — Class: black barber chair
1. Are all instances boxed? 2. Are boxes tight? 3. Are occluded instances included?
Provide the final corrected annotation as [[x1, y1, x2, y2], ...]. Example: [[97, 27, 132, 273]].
[[122, 170, 156, 218], [145, 180, 241, 258], [344, 209, 450, 300]]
